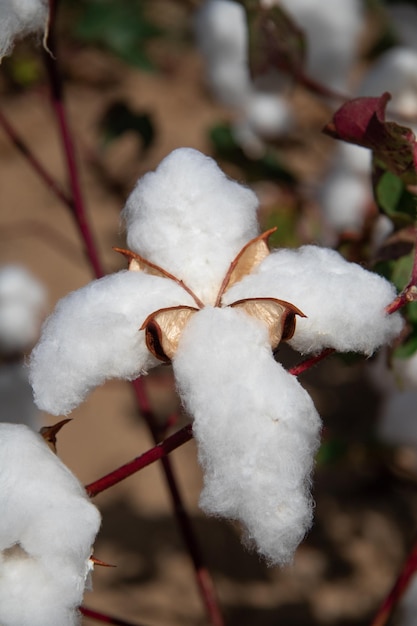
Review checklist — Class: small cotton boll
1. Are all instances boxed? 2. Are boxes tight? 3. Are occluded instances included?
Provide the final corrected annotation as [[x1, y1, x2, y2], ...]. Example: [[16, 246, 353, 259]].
[[173, 307, 321, 565], [223, 246, 403, 356], [0, 265, 46, 354], [122, 148, 259, 304], [30, 270, 195, 415], [0, 0, 48, 58], [243, 92, 294, 138], [0, 423, 101, 626], [194, 0, 250, 106], [278, 0, 363, 92], [318, 168, 371, 234]]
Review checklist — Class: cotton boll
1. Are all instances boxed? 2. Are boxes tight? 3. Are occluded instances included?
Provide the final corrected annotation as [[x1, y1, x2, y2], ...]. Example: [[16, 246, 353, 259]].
[[173, 306, 321, 565], [0, 423, 101, 626], [318, 167, 371, 234], [358, 47, 417, 126], [0, 0, 48, 58], [278, 0, 363, 92], [122, 148, 259, 304], [194, 0, 250, 106], [0, 265, 46, 354], [223, 246, 403, 355], [30, 270, 195, 415]]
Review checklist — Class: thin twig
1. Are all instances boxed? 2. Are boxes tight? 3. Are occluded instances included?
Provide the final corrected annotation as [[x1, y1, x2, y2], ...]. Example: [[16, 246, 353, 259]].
[[85, 424, 193, 497], [80, 606, 147, 626], [370, 537, 417, 626]]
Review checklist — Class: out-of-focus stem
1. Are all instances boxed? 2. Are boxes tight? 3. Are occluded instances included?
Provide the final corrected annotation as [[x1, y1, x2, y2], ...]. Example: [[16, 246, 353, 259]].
[[0, 109, 72, 208], [131, 379, 225, 626], [85, 424, 193, 497], [370, 538, 417, 626], [42, 16, 104, 278], [80, 606, 147, 626]]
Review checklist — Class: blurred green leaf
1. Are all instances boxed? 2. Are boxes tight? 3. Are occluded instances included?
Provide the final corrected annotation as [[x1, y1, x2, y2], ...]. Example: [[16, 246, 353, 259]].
[[375, 170, 417, 225], [100, 102, 155, 152], [209, 123, 297, 184], [73, 0, 161, 70], [393, 331, 417, 359]]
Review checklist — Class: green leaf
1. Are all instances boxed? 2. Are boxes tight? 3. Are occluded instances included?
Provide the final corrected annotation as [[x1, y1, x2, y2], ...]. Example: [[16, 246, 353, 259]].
[[374, 170, 417, 225], [393, 331, 417, 359], [209, 123, 297, 184], [99, 102, 155, 152], [73, 0, 161, 70]]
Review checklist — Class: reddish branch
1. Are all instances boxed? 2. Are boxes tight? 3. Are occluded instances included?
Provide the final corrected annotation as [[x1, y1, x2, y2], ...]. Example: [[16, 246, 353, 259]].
[[85, 424, 193, 497], [370, 538, 417, 626], [80, 606, 147, 626]]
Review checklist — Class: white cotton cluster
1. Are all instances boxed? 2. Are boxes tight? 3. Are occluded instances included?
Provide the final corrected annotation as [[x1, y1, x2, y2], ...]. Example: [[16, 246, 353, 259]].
[[278, 0, 363, 93], [173, 306, 321, 565], [29, 270, 196, 415], [0, 0, 48, 58], [0, 423, 101, 626], [0, 265, 46, 354], [194, 0, 295, 153], [122, 148, 259, 304], [223, 245, 403, 356]]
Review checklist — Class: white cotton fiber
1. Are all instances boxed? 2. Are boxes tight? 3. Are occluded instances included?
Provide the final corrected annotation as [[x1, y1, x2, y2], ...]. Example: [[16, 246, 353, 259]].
[[278, 0, 363, 92], [194, 0, 250, 107], [0, 0, 48, 58], [29, 270, 195, 415], [0, 265, 46, 354], [122, 148, 259, 304], [173, 306, 321, 565], [223, 246, 403, 356], [0, 423, 101, 626]]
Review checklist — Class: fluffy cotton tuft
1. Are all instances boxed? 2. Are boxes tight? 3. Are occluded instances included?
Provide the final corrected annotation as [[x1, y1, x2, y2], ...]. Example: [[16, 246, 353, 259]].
[[173, 307, 321, 565], [122, 148, 259, 304], [0, 0, 48, 58], [0, 265, 46, 354], [223, 245, 403, 356], [30, 270, 195, 415], [0, 423, 101, 626]]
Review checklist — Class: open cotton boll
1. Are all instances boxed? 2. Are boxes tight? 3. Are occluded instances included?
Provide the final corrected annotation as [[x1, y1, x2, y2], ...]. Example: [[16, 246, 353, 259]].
[[194, 0, 250, 106], [122, 148, 259, 304], [0, 265, 46, 354], [0, 0, 48, 58], [173, 306, 321, 565], [30, 270, 195, 415], [223, 246, 403, 356], [0, 423, 101, 626]]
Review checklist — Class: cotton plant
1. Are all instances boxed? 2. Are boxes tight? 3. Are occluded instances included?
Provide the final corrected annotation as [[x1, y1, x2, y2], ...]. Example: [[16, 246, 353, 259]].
[[194, 0, 363, 153], [318, 3, 417, 240], [0, 0, 49, 59], [0, 422, 101, 626], [30, 147, 403, 566], [0, 265, 46, 429]]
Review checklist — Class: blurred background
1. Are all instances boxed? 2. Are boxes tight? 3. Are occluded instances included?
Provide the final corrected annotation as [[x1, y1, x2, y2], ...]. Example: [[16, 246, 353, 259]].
[[2, 1, 417, 624]]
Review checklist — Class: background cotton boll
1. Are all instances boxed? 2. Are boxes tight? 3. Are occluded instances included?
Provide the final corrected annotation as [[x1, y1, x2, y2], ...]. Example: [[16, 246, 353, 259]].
[[30, 270, 195, 415], [0, 265, 46, 354], [194, 0, 250, 106], [122, 148, 259, 304], [173, 306, 321, 565], [0, 423, 101, 626], [0, 0, 48, 58], [223, 246, 403, 355], [277, 0, 363, 92], [244, 92, 294, 138]]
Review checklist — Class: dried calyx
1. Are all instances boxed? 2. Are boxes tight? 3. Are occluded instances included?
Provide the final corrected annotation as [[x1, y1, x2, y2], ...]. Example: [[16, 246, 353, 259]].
[[116, 228, 305, 363]]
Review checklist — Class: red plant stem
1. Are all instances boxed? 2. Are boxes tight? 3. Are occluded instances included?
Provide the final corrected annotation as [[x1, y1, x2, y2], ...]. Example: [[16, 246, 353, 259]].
[[370, 537, 417, 626], [85, 424, 193, 497], [289, 348, 335, 376], [0, 109, 72, 208], [80, 606, 147, 626], [42, 32, 104, 278], [131, 379, 225, 626]]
